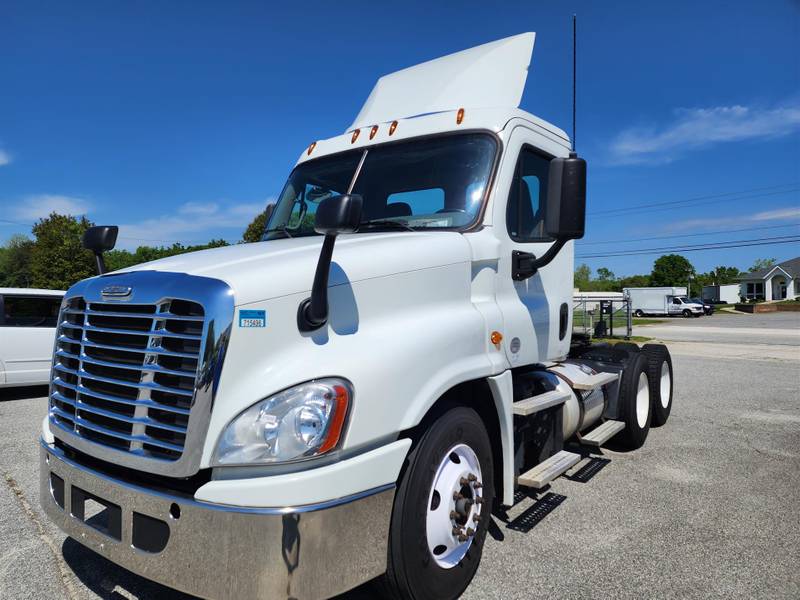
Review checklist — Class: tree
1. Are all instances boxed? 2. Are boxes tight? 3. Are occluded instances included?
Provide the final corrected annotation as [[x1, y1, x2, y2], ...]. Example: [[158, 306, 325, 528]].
[[0, 234, 35, 287], [650, 254, 695, 287], [596, 267, 615, 282], [749, 258, 776, 273], [30, 213, 96, 290], [574, 263, 591, 289], [243, 206, 272, 243]]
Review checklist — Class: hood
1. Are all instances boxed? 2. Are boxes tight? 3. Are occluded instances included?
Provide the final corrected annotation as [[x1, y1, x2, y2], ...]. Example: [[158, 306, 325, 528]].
[[116, 232, 472, 305]]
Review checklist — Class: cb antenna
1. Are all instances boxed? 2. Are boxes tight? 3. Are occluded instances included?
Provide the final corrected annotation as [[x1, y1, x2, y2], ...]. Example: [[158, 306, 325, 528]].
[[571, 13, 577, 155]]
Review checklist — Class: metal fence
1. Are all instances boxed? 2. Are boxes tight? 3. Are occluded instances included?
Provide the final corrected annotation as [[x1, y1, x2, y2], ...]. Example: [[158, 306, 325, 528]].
[[572, 294, 632, 340]]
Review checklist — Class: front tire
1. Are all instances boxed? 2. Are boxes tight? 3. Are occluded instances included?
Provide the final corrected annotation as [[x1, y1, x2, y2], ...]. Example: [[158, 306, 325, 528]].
[[682, 309, 692, 318], [634, 309, 644, 317], [378, 407, 494, 600]]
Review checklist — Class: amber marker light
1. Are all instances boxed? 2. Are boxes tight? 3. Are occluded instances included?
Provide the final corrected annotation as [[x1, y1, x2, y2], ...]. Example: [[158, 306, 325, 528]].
[[307, 141, 317, 155], [369, 125, 379, 140], [389, 120, 398, 135], [490, 331, 503, 346], [456, 108, 465, 125], [317, 384, 350, 454], [351, 129, 360, 143]]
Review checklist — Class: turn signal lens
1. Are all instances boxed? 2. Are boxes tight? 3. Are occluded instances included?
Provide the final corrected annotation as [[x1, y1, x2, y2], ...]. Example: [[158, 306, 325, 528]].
[[456, 108, 465, 125], [389, 120, 398, 135], [490, 331, 503, 345], [369, 125, 379, 140], [351, 129, 360, 143], [307, 141, 317, 155]]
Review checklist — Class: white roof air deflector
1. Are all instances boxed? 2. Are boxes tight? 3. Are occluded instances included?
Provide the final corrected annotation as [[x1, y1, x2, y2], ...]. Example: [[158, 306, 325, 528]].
[[349, 32, 535, 131]]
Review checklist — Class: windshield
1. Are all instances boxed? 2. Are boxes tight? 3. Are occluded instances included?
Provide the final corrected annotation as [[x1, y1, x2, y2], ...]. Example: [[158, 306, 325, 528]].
[[263, 133, 497, 239]]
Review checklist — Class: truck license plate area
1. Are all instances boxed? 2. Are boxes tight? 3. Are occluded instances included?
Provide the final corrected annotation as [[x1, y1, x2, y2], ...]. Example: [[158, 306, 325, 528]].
[[71, 486, 122, 541]]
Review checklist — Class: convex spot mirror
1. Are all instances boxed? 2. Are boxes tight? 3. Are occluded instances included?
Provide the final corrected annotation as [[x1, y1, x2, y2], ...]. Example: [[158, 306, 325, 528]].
[[314, 194, 363, 235], [545, 154, 586, 240]]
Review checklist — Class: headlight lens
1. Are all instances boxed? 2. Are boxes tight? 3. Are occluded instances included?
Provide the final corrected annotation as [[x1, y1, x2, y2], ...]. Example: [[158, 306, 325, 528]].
[[213, 378, 351, 465]]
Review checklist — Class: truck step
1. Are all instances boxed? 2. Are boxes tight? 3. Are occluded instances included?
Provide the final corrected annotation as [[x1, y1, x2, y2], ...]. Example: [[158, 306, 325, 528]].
[[512, 389, 571, 416], [517, 450, 582, 489], [580, 420, 625, 446], [571, 371, 619, 390]]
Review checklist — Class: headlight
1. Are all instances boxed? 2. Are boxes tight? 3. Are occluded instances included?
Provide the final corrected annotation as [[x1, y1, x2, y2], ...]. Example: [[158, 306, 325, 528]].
[[213, 378, 351, 465]]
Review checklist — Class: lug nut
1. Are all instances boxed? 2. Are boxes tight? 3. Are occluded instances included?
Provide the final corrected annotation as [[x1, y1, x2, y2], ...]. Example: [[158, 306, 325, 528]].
[[475, 496, 483, 505], [449, 510, 458, 520], [468, 473, 477, 482], [458, 534, 468, 542], [473, 514, 481, 523], [467, 527, 475, 537], [452, 526, 462, 536], [460, 477, 469, 486], [473, 482, 483, 489], [453, 492, 463, 501]]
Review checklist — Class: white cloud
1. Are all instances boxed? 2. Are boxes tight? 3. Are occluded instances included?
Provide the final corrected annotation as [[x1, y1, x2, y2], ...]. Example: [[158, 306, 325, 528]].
[[608, 99, 800, 165], [666, 206, 800, 232], [13, 194, 91, 221], [117, 200, 271, 248], [0, 149, 11, 166]]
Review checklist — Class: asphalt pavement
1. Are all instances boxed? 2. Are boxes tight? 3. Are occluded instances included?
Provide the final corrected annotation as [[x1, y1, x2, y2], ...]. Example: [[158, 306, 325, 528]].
[[1, 312, 798, 599]]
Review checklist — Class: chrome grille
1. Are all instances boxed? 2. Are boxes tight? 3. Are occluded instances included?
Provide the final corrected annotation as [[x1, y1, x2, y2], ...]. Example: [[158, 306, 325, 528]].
[[49, 297, 205, 462]]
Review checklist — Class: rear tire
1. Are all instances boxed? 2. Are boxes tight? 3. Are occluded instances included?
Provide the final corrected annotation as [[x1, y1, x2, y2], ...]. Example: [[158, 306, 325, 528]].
[[634, 309, 644, 317], [377, 407, 494, 600], [616, 352, 651, 449], [642, 344, 673, 426]]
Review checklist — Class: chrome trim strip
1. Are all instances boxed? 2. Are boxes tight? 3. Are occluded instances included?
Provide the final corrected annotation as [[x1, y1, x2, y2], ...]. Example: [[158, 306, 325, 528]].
[[51, 393, 187, 433], [41, 439, 394, 514], [61, 321, 202, 340], [53, 363, 195, 396], [56, 349, 195, 377], [50, 414, 185, 452], [65, 308, 204, 322], [49, 270, 235, 477]]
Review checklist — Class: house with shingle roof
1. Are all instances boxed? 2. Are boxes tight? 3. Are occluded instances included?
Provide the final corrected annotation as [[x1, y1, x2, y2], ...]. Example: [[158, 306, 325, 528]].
[[738, 257, 800, 301]]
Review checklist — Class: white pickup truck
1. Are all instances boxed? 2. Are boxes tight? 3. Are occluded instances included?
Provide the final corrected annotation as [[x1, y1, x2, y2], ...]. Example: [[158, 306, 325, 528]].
[[40, 33, 674, 600]]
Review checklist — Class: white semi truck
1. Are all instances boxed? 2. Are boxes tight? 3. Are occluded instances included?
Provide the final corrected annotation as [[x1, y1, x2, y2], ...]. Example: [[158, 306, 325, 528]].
[[40, 33, 674, 600]]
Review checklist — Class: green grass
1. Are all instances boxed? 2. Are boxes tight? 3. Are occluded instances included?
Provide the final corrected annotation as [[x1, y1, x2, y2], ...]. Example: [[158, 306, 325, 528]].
[[572, 311, 662, 329]]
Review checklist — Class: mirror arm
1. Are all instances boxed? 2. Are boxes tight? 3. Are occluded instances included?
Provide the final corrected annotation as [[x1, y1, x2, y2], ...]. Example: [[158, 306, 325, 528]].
[[512, 238, 568, 281], [93, 252, 108, 275], [297, 234, 337, 331]]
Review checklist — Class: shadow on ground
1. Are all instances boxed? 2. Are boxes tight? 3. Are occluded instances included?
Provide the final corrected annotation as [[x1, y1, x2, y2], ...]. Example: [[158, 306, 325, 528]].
[[0, 384, 48, 402]]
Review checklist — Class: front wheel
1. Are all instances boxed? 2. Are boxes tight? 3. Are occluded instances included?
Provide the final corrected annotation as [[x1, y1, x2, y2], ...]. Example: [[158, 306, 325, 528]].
[[378, 407, 494, 599], [682, 309, 692, 318], [634, 309, 644, 317]]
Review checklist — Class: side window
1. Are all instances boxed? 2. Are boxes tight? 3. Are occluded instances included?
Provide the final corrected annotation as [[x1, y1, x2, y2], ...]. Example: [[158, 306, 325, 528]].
[[2, 296, 62, 327], [506, 148, 551, 242], [672, 298, 682, 305], [386, 188, 445, 217]]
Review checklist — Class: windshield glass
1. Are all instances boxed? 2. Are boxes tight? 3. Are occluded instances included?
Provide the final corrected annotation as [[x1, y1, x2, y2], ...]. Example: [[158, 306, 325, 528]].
[[263, 133, 497, 239]]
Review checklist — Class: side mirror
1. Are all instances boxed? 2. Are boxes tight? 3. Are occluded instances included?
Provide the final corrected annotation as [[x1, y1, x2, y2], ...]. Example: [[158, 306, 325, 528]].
[[82, 225, 119, 275], [297, 194, 363, 332], [313, 194, 363, 235], [511, 153, 586, 281], [545, 153, 586, 240]]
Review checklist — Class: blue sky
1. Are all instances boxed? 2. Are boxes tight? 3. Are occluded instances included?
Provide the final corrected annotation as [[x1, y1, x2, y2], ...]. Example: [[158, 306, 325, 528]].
[[1, 0, 798, 276]]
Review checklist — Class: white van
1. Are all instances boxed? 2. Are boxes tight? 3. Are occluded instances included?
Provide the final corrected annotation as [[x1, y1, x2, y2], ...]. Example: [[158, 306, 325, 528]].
[[0, 288, 64, 387]]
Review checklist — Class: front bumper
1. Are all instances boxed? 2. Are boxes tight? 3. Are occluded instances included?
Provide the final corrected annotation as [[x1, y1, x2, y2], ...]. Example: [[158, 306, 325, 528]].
[[40, 441, 394, 600]]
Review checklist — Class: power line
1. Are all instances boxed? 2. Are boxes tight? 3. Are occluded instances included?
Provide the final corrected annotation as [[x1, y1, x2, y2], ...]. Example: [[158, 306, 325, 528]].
[[589, 183, 799, 217], [577, 235, 800, 259], [578, 222, 800, 246]]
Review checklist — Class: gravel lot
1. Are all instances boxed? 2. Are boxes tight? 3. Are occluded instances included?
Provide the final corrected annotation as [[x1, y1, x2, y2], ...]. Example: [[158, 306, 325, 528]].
[[1, 312, 798, 599]]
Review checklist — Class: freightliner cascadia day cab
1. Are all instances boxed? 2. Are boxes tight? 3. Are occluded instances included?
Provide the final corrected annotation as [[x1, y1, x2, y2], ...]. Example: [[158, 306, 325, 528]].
[[40, 33, 675, 600]]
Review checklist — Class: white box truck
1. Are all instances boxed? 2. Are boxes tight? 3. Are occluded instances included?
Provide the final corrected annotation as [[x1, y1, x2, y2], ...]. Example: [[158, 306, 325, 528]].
[[40, 33, 675, 600], [625, 286, 704, 318]]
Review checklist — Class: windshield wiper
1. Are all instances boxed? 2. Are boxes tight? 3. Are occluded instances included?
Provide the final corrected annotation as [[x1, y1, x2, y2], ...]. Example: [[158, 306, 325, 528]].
[[263, 226, 294, 238], [358, 219, 416, 233]]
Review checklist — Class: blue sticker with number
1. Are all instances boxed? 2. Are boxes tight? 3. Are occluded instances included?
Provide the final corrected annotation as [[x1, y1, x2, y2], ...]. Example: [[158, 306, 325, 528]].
[[239, 309, 266, 328]]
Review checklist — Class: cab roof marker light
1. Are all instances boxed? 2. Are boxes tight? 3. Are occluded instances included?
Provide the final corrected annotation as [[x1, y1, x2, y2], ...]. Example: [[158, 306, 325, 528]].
[[369, 125, 379, 140], [351, 129, 360, 143], [456, 108, 465, 125], [307, 141, 317, 155], [389, 120, 398, 135]]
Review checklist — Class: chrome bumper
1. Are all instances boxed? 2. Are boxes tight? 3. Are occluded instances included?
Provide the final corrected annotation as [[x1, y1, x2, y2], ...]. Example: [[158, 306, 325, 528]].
[[40, 441, 394, 600]]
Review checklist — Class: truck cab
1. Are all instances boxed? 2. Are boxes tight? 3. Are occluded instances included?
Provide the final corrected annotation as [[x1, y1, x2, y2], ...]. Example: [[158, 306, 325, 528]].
[[40, 33, 674, 600]]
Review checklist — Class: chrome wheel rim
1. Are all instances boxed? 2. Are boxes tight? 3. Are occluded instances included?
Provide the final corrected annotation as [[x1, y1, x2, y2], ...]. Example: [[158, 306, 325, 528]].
[[636, 372, 650, 428], [659, 361, 671, 409], [426, 443, 483, 569]]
